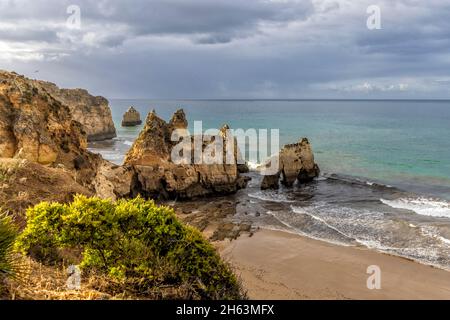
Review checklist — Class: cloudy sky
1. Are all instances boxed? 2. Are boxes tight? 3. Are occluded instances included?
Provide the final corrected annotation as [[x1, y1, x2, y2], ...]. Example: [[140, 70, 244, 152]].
[[1, 0, 450, 99]]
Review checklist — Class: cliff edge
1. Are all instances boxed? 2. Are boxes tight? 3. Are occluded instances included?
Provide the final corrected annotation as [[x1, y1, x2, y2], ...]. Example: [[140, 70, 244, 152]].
[[35, 79, 116, 141]]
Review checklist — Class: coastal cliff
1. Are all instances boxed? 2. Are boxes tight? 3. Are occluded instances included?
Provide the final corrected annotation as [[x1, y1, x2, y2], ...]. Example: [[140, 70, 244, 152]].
[[0, 71, 88, 166], [35, 79, 116, 141], [0, 71, 130, 202]]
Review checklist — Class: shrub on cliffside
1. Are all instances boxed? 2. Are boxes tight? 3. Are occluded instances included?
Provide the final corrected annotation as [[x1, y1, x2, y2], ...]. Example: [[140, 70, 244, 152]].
[[15, 196, 244, 299], [0, 214, 21, 292]]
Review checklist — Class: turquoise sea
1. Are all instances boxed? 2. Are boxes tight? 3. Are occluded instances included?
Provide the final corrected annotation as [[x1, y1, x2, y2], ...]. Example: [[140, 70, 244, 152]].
[[89, 99, 450, 269]]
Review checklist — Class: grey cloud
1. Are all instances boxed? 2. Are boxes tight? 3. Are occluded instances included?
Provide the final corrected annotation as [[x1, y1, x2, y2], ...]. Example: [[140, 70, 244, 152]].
[[0, 27, 58, 42], [0, 0, 315, 46], [1, 0, 450, 99], [356, 2, 450, 56]]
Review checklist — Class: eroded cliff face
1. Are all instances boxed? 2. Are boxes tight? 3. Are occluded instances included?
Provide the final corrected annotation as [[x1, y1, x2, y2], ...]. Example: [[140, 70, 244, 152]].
[[35, 80, 116, 141], [0, 71, 88, 167], [261, 138, 320, 189], [124, 109, 249, 199], [0, 71, 133, 203]]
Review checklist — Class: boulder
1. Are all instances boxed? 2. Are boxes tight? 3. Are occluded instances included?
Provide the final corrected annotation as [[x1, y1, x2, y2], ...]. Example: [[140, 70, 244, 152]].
[[91, 162, 135, 200], [261, 173, 280, 190], [261, 138, 320, 189], [35, 79, 116, 141], [121, 106, 142, 127], [124, 109, 249, 199]]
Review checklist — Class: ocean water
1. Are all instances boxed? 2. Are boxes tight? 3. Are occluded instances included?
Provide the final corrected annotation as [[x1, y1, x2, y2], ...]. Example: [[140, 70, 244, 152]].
[[88, 99, 450, 269]]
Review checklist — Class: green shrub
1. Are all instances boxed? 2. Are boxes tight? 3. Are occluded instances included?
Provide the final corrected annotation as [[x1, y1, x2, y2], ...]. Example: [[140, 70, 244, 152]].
[[16, 195, 243, 299], [0, 214, 20, 287]]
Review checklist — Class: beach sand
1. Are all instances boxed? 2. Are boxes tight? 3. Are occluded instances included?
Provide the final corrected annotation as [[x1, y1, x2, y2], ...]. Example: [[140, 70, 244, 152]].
[[219, 229, 450, 300]]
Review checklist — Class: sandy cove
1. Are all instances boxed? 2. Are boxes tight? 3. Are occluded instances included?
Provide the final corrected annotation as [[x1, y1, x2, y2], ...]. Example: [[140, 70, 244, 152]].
[[219, 229, 450, 300]]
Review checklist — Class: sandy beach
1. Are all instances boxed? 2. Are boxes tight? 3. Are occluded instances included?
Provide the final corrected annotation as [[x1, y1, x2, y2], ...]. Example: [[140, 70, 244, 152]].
[[220, 229, 450, 300]]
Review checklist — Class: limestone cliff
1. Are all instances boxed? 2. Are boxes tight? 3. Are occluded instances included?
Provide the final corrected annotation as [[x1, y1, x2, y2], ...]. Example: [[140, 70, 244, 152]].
[[0, 71, 88, 167], [0, 71, 133, 201], [261, 138, 320, 189], [124, 109, 249, 199], [35, 80, 116, 141]]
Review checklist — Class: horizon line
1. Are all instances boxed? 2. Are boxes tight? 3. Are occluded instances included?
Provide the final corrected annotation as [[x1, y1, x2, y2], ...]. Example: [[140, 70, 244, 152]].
[[108, 98, 450, 102]]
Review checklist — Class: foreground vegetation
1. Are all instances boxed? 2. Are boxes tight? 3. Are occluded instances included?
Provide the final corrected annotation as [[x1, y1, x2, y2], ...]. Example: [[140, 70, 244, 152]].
[[11, 195, 244, 300], [0, 214, 22, 296]]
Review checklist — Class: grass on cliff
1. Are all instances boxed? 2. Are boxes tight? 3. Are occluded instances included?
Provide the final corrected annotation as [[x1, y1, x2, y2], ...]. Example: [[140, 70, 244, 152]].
[[0, 213, 26, 296], [15, 195, 245, 300]]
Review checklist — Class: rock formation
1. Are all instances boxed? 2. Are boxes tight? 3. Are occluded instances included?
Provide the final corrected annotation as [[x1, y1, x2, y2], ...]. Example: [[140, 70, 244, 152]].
[[0, 71, 133, 202], [90, 161, 135, 200], [0, 71, 88, 167], [121, 106, 142, 127], [261, 138, 320, 189], [124, 109, 249, 199], [35, 80, 116, 141]]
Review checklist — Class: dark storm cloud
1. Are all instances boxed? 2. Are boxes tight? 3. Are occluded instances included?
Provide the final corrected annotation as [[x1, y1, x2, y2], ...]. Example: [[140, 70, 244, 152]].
[[0, 0, 314, 45], [102, 0, 314, 41], [1, 0, 450, 98]]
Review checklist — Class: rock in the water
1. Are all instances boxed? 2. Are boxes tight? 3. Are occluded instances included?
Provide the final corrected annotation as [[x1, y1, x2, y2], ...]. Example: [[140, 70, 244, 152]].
[[261, 138, 319, 189], [261, 173, 280, 190], [35, 79, 116, 141], [124, 109, 249, 199], [169, 108, 188, 130], [0, 71, 88, 167], [121, 106, 142, 127]]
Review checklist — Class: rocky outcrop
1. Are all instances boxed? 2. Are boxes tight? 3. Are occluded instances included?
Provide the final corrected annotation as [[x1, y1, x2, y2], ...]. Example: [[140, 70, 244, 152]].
[[0, 71, 133, 202], [35, 80, 116, 141], [91, 161, 135, 200], [124, 109, 249, 199], [261, 138, 320, 189], [121, 106, 142, 127], [0, 71, 88, 167], [260, 173, 280, 190]]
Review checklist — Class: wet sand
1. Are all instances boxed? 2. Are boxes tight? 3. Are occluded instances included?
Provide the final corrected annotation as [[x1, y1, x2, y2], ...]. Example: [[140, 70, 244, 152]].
[[219, 229, 450, 300]]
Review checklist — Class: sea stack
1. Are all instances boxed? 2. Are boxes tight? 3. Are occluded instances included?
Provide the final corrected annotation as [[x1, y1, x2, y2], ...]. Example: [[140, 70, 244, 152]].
[[261, 138, 320, 189], [122, 106, 142, 127], [124, 109, 249, 199]]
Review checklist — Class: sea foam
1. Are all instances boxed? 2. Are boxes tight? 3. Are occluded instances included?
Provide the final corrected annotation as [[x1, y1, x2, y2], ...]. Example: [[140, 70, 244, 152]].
[[380, 197, 450, 218], [248, 191, 296, 203]]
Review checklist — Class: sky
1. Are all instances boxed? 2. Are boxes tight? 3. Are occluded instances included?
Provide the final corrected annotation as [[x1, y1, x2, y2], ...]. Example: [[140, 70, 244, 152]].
[[1, 0, 450, 99]]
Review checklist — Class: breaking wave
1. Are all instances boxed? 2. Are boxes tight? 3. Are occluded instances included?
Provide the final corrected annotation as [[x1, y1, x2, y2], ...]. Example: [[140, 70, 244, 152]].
[[381, 197, 450, 218]]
